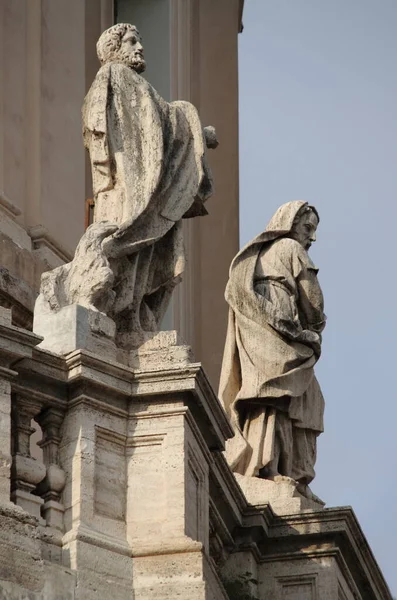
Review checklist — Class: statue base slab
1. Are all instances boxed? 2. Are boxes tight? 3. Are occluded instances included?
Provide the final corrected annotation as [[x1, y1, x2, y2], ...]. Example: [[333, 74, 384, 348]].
[[33, 298, 116, 358], [126, 330, 193, 369], [234, 472, 324, 515]]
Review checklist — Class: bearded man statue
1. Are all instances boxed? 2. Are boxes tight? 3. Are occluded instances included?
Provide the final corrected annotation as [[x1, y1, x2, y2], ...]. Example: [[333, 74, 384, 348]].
[[81, 23, 217, 346], [219, 201, 326, 501], [38, 23, 216, 349]]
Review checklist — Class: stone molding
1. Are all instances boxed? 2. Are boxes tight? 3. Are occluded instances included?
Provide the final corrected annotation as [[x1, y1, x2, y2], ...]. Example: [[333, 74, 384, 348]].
[[0, 190, 22, 219], [0, 266, 36, 329], [28, 224, 73, 268], [268, 507, 392, 600]]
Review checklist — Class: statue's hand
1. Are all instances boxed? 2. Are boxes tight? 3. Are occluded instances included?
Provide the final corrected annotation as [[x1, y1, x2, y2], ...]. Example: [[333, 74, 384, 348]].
[[203, 126, 219, 149], [299, 330, 322, 357], [101, 234, 120, 258], [86, 221, 119, 241], [300, 330, 320, 344]]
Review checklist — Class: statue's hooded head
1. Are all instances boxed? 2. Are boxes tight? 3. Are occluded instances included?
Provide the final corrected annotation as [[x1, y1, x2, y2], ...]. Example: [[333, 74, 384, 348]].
[[96, 23, 146, 73], [265, 201, 319, 250], [230, 201, 320, 274]]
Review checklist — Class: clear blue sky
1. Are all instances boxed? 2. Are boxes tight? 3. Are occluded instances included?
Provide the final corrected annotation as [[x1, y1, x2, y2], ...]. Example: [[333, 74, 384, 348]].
[[239, 0, 397, 592]]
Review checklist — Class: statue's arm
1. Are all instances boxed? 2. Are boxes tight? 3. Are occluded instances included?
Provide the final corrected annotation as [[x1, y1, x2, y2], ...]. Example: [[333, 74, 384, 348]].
[[297, 269, 326, 334], [86, 130, 113, 195], [203, 126, 219, 149]]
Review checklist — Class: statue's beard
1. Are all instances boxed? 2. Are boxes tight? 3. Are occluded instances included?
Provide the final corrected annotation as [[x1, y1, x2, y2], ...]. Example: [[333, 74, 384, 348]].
[[119, 49, 146, 73]]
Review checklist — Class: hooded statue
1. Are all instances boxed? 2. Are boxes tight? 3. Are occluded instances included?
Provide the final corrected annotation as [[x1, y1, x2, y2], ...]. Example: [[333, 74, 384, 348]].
[[219, 201, 326, 498]]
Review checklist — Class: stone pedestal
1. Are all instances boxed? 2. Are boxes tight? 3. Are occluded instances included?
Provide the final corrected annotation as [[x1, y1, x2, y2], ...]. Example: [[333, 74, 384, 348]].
[[128, 330, 193, 369], [234, 473, 324, 515], [33, 300, 192, 374], [33, 299, 116, 357], [0, 316, 392, 599], [55, 350, 231, 599]]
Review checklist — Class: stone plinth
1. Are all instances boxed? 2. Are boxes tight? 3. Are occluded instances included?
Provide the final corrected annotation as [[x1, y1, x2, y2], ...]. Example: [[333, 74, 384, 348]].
[[10, 340, 234, 599], [56, 351, 231, 599], [33, 298, 192, 375], [33, 298, 116, 357], [234, 473, 324, 515], [128, 330, 193, 369]]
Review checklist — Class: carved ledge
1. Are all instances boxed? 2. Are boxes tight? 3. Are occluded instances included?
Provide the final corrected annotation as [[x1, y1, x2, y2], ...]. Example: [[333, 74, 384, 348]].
[[0, 191, 22, 219], [28, 225, 73, 269]]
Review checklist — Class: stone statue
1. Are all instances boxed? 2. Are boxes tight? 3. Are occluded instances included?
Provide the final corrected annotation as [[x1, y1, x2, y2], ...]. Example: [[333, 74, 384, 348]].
[[219, 201, 326, 501], [38, 23, 216, 349]]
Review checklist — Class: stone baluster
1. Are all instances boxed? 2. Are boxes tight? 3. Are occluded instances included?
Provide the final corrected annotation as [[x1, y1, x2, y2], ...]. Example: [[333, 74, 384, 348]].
[[35, 408, 66, 530], [11, 396, 46, 519]]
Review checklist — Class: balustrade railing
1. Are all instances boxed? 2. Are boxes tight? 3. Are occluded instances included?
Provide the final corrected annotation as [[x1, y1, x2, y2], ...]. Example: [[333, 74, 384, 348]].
[[10, 394, 66, 529]]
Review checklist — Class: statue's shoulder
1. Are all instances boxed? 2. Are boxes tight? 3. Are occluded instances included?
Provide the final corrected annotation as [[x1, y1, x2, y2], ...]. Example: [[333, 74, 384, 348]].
[[279, 237, 319, 273], [91, 63, 141, 89], [270, 237, 317, 270], [85, 64, 112, 104], [271, 236, 301, 254], [89, 63, 112, 88]]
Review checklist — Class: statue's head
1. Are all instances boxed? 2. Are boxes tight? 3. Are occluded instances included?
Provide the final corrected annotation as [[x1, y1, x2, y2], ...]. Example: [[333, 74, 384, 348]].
[[97, 23, 146, 73], [290, 205, 319, 250]]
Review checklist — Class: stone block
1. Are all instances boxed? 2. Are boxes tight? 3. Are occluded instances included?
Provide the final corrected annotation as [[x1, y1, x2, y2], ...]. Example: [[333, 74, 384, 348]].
[[33, 298, 117, 358], [128, 330, 193, 369], [0, 505, 75, 599], [235, 473, 324, 515], [0, 307, 12, 326], [42, 499, 65, 530], [11, 489, 45, 522]]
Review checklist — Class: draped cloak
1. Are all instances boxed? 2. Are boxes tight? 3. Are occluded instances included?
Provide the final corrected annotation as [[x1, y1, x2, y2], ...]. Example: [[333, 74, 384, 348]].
[[218, 201, 326, 474], [82, 62, 214, 330]]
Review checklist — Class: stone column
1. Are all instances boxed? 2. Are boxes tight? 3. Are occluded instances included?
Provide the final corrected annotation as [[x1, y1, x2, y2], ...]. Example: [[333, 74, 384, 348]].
[[0, 309, 42, 508], [11, 395, 46, 519], [35, 408, 66, 529]]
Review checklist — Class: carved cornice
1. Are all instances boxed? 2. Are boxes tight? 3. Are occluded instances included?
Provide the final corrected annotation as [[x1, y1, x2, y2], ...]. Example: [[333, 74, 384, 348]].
[[28, 225, 73, 264], [0, 267, 35, 330], [267, 507, 392, 600], [0, 191, 22, 219]]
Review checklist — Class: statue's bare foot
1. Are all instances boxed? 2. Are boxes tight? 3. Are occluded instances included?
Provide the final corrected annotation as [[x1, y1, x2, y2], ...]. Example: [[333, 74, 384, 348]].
[[258, 466, 279, 480], [258, 466, 296, 485], [296, 484, 325, 506], [273, 474, 296, 485]]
